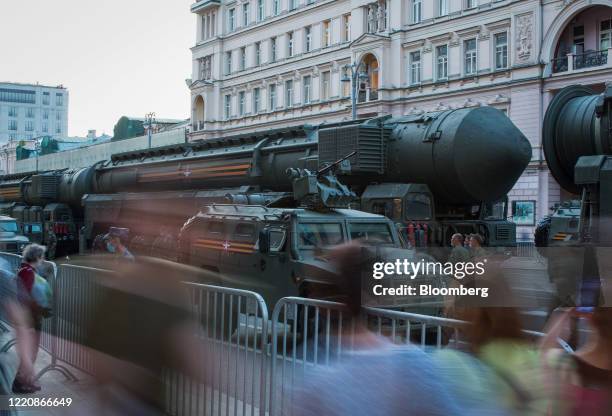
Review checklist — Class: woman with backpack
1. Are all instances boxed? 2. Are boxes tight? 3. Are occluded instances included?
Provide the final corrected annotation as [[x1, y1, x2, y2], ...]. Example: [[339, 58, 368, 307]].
[[12, 243, 51, 394]]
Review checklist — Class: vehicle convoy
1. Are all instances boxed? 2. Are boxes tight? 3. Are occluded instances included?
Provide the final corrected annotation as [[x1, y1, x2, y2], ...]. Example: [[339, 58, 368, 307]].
[[0, 107, 531, 259], [535, 84, 612, 247]]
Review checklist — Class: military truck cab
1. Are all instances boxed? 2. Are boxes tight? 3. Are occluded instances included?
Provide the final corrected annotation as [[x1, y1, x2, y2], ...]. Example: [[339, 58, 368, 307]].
[[0, 215, 29, 254], [361, 183, 515, 249], [178, 204, 402, 308]]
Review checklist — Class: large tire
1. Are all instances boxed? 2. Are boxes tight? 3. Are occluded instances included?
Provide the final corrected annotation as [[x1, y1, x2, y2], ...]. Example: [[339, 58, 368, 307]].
[[534, 215, 551, 250]]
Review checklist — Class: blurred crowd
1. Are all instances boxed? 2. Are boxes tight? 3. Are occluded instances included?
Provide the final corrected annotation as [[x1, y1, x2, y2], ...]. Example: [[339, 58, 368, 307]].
[[0, 240, 610, 416]]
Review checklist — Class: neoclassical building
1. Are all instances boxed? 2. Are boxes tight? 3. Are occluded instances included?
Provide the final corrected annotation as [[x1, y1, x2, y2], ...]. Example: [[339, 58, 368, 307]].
[[188, 0, 612, 239]]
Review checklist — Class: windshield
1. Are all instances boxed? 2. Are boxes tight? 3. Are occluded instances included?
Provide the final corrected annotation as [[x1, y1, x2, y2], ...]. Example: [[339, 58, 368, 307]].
[[349, 222, 395, 245], [0, 221, 18, 233], [297, 223, 344, 248]]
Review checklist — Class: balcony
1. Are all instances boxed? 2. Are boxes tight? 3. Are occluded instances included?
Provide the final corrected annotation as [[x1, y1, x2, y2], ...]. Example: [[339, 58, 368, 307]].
[[192, 121, 206, 132], [191, 0, 220, 14], [551, 49, 610, 74]]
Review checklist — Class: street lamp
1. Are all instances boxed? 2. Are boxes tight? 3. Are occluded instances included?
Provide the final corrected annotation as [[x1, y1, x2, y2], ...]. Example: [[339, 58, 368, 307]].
[[341, 62, 369, 120], [34, 137, 42, 172], [145, 112, 156, 149]]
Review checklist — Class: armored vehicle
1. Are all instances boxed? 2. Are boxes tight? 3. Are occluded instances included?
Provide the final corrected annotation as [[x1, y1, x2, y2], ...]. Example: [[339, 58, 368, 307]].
[[178, 204, 402, 307], [0, 215, 29, 254], [0, 107, 531, 257], [536, 84, 612, 247]]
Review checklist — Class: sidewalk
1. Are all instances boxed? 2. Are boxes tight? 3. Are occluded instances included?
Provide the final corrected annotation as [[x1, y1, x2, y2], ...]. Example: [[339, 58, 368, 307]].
[[0, 332, 97, 415]]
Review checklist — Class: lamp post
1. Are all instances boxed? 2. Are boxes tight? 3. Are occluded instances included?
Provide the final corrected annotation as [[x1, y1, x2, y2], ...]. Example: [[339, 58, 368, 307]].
[[341, 62, 369, 120], [145, 112, 156, 149], [32, 137, 44, 172]]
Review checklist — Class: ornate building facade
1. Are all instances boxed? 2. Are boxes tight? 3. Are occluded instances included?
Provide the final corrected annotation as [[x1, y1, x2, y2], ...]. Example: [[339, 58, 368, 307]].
[[188, 0, 612, 239]]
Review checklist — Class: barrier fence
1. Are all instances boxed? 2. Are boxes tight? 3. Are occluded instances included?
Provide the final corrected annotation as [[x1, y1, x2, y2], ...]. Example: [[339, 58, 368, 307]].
[[0, 254, 557, 416], [165, 282, 269, 416]]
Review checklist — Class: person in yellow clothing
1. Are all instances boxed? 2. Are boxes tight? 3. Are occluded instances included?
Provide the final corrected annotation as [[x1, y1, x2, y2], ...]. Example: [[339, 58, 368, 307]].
[[434, 276, 552, 415]]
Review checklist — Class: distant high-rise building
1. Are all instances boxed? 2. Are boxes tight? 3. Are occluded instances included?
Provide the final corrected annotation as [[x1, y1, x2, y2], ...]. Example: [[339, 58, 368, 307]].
[[0, 82, 69, 143]]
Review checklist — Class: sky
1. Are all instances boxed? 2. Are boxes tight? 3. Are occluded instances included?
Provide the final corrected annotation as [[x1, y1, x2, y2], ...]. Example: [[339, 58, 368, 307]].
[[0, 0, 194, 137]]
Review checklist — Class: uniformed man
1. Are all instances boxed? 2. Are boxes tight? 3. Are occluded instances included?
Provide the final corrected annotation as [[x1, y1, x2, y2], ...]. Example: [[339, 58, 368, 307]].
[[448, 233, 470, 264], [469, 233, 487, 260]]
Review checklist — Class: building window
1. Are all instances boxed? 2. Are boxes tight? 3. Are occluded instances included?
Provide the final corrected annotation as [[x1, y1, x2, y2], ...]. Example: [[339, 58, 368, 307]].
[[25, 121, 33, 132], [303, 76, 311, 104], [465, 0, 477, 9], [321, 71, 331, 100], [410, 51, 421, 84], [26, 108, 34, 118], [494, 32, 508, 70], [0, 89, 35, 104], [56, 111, 62, 121], [438, 0, 448, 16], [56, 125, 61, 134], [305, 26, 312, 52], [239, 91, 246, 116], [269, 84, 277, 110], [289, 0, 297, 11], [322, 20, 331, 47], [464, 38, 477, 75], [8, 107, 17, 117], [273, 0, 280, 15], [255, 42, 261, 66], [56, 93, 64, 106], [270, 37, 277, 62], [287, 32, 294, 57], [42, 92, 50, 105], [43, 110, 49, 120], [253, 88, 261, 113], [228, 8, 236, 31], [225, 51, 232, 74], [8, 120, 17, 131], [242, 2, 250, 26], [412, 0, 422, 24], [342, 14, 351, 42], [600, 19, 612, 50], [240, 47, 247, 70], [257, 0, 264, 22], [285, 80, 293, 107], [224, 94, 231, 119], [436, 45, 448, 80], [573, 25, 585, 54], [42, 122, 48, 133]]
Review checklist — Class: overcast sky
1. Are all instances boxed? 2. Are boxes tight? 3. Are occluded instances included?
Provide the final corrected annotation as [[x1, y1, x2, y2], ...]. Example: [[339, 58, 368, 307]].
[[0, 0, 194, 137]]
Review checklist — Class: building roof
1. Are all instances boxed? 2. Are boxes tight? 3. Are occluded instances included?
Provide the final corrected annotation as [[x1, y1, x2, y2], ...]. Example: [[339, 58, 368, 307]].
[[0, 81, 67, 90]]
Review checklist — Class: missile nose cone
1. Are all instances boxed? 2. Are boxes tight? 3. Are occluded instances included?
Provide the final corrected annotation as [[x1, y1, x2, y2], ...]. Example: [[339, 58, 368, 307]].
[[454, 106, 532, 202]]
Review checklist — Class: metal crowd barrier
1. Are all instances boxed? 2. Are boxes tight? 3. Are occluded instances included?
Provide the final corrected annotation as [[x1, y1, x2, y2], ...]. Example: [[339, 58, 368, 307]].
[[516, 241, 537, 257], [268, 297, 355, 416], [165, 282, 269, 416]]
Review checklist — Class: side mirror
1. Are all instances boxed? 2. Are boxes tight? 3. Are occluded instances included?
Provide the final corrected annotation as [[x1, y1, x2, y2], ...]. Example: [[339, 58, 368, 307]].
[[259, 229, 270, 254]]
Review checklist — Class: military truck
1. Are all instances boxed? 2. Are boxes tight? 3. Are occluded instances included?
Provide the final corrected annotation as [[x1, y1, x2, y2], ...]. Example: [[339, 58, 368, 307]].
[[177, 204, 403, 308], [0, 215, 29, 254], [0, 108, 531, 259]]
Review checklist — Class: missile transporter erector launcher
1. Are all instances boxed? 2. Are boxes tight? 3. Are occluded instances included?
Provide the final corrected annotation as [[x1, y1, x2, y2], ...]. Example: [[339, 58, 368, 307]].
[[0, 107, 531, 258]]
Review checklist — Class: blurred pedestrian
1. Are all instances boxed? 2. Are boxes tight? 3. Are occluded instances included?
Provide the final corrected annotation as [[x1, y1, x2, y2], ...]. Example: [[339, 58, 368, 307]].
[[449, 233, 470, 264], [83, 257, 205, 415], [291, 242, 506, 416], [541, 307, 612, 415], [12, 243, 50, 394], [94, 227, 134, 260], [438, 276, 550, 415]]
